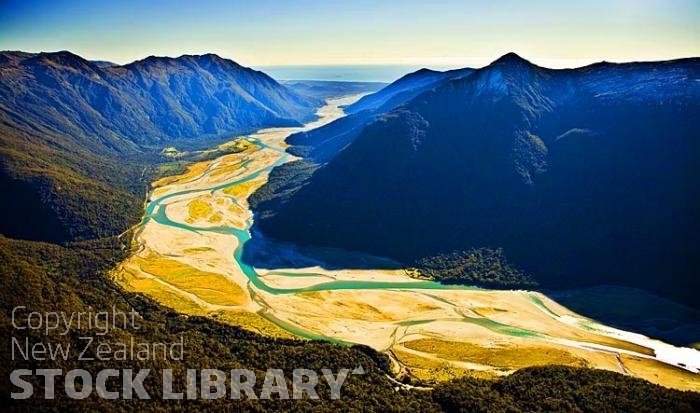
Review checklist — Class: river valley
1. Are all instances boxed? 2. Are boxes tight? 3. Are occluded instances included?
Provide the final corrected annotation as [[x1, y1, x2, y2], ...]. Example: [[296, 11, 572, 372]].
[[114, 95, 700, 390]]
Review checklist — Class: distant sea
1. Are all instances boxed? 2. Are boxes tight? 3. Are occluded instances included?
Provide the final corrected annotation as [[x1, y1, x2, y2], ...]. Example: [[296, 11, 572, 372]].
[[255, 64, 462, 83]]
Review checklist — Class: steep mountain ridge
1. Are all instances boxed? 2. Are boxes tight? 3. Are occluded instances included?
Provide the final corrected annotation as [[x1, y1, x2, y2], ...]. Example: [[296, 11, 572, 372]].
[[285, 66, 475, 163], [345, 68, 456, 114], [1, 51, 320, 150], [248, 66, 477, 223]]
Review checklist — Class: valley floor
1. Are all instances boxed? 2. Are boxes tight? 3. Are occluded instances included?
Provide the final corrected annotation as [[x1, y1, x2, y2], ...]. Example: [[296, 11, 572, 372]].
[[113, 95, 700, 391]]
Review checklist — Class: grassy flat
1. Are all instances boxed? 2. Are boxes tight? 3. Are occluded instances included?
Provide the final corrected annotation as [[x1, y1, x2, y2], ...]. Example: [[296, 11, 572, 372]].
[[135, 255, 247, 307], [153, 159, 212, 187], [402, 338, 586, 370]]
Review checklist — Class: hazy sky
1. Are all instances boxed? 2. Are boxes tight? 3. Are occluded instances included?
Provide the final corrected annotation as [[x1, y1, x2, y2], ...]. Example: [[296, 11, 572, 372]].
[[1, 0, 698, 69]]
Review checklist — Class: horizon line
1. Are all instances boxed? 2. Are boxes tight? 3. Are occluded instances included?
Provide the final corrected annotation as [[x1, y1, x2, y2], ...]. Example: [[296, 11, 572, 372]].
[[4, 48, 700, 71]]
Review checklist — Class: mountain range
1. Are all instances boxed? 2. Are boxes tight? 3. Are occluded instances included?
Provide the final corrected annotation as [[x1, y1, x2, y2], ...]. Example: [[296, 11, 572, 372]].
[[1, 50, 699, 409], [2, 50, 698, 307], [252, 53, 700, 308], [0, 51, 320, 242]]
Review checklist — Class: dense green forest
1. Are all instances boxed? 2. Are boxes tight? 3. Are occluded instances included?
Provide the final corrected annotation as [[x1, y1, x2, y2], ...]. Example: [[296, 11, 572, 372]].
[[432, 366, 700, 413], [0, 123, 147, 242], [2, 236, 699, 412], [410, 248, 537, 289], [0, 121, 251, 244]]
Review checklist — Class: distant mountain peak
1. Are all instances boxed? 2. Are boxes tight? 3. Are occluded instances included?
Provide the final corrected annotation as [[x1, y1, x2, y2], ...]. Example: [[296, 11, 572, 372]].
[[25, 50, 95, 71], [491, 52, 532, 66], [193, 53, 244, 69], [198, 53, 225, 61], [126, 53, 242, 71], [36, 50, 84, 61], [465, 52, 542, 97], [414, 68, 439, 75]]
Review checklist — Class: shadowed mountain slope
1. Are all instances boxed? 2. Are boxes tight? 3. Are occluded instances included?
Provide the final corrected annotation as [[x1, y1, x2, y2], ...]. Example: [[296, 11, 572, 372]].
[[254, 54, 700, 308]]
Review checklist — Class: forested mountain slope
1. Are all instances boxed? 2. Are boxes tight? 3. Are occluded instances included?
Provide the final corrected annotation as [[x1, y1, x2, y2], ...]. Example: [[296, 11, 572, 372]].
[[0, 51, 320, 242]]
